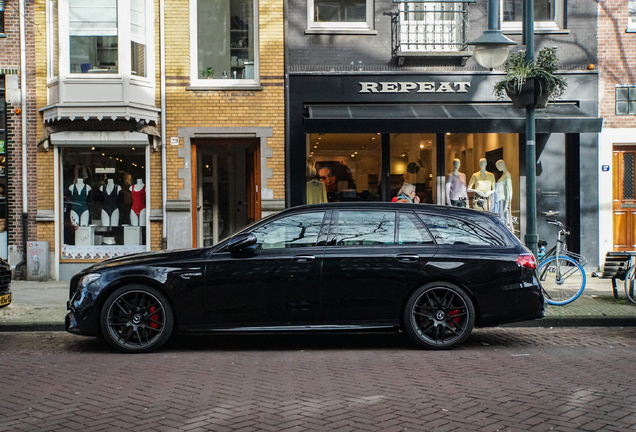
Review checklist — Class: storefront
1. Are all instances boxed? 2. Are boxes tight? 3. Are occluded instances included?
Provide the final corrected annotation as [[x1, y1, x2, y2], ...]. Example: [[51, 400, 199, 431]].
[[288, 72, 602, 266]]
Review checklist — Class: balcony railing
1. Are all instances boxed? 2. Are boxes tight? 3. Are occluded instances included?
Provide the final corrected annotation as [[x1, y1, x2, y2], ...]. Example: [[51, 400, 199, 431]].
[[390, 0, 474, 58]]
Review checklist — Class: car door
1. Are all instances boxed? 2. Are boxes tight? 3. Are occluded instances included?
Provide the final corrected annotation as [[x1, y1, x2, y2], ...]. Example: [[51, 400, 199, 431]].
[[320, 209, 438, 324], [203, 210, 328, 328]]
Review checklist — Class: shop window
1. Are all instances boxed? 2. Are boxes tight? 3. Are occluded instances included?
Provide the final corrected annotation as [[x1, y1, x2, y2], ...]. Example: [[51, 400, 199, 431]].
[[193, 0, 258, 85], [616, 86, 636, 115], [502, 0, 564, 32], [629, 0, 636, 33], [251, 212, 325, 250], [390, 134, 437, 204], [69, 0, 119, 74], [307, 133, 383, 203], [307, 0, 374, 32], [60, 147, 147, 260]]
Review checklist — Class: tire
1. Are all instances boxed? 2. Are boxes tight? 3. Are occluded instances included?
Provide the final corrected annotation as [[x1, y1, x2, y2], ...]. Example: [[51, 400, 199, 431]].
[[624, 266, 636, 305], [403, 282, 475, 350], [538, 256, 586, 306], [100, 285, 174, 353]]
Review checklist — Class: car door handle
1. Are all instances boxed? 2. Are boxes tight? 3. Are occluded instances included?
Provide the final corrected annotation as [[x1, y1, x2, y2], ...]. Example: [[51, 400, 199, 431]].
[[395, 254, 419, 263], [291, 255, 315, 263]]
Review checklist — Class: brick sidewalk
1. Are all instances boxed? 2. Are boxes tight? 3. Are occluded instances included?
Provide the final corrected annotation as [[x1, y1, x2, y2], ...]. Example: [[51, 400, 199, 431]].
[[0, 277, 634, 332]]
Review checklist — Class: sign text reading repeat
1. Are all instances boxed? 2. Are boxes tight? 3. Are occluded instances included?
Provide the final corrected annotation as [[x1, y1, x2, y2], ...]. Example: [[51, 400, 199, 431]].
[[359, 81, 471, 93]]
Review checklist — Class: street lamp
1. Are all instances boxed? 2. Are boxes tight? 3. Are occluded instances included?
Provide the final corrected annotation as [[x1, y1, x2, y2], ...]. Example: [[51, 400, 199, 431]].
[[470, 0, 539, 259], [468, 0, 516, 69]]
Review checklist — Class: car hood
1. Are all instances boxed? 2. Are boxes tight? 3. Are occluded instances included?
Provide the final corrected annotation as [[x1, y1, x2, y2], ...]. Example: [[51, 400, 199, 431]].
[[86, 248, 207, 272]]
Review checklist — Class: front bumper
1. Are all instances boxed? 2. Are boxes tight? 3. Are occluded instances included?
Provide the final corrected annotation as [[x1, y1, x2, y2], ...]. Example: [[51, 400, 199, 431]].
[[0, 291, 11, 308]]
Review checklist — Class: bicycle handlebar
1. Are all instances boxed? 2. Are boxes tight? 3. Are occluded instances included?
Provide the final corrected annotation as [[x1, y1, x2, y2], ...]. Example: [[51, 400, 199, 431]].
[[546, 218, 570, 235]]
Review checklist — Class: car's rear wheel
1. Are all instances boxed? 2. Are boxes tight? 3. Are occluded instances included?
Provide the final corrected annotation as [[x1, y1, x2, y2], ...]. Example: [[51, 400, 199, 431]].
[[403, 282, 475, 350], [100, 285, 174, 353]]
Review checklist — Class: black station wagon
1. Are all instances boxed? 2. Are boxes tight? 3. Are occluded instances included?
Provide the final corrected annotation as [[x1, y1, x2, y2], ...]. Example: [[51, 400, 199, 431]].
[[66, 202, 544, 353]]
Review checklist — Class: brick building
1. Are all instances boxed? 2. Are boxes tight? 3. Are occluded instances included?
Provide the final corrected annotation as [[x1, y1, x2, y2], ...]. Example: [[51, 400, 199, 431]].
[[0, 0, 38, 267], [285, 0, 603, 267], [34, 0, 284, 280], [597, 0, 636, 256]]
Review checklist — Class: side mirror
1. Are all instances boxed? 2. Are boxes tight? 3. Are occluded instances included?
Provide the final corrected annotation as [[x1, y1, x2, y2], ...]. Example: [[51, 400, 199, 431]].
[[227, 233, 257, 252]]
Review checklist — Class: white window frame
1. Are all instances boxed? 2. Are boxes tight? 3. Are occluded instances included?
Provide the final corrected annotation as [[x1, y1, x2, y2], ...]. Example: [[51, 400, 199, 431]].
[[57, 0, 154, 81], [46, 0, 59, 81], [501, 0, 564, 33], [306, 0, 374, 33], [628, 0, 636, 33], [189, 0, 260, 89]]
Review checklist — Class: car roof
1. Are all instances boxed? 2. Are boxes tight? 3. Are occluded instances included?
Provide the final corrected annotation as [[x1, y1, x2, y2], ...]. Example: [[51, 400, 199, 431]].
[[282, 202, 498, 218]]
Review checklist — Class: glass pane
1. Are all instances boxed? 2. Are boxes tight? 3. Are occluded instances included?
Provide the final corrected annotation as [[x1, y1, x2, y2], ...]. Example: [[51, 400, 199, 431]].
[[629, 87, 636, 101], [336, 211, 395, 245], [198, 0, 255, 80], [390, 134, 437, 204], [624, 153, 636, 201], [630, 101, 636, 115], [61, 147, 147, 260], [70, 36, 119, 73], [398, 212, 433, 245], [308, 133, 382, 203], [418, 214, 500, 246], [315, 0, 366, 22], [617, 101, 629, 115], [252, 212, 325, 249], [131, 41, 146, 77], [131, 0, 146, 77], [503, 0, 554, 22], [617, 87, 629, 101]]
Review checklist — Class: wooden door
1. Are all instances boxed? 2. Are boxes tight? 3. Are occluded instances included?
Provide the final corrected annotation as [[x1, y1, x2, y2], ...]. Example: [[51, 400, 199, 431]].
[[246, 144, 261, 223], [613, 146, 636, 251]]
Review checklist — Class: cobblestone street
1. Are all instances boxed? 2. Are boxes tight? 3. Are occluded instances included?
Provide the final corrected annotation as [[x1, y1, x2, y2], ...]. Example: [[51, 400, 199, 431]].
[[1, 328, 636, 431]]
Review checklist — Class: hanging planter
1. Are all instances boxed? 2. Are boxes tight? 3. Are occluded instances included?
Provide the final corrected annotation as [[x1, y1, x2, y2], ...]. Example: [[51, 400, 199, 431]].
[[494, 47, 568, 109]]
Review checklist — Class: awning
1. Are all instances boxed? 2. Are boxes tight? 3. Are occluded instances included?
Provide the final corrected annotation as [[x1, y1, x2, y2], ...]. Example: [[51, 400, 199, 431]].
[[49, 131, 151, 146], [304, 103, 603, 134], [38, 119, 161, 149], [0, 68, 18, 75]]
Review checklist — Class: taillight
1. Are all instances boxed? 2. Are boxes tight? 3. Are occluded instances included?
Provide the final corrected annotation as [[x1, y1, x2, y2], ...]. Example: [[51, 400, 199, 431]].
[[516, 253, 537, 269]]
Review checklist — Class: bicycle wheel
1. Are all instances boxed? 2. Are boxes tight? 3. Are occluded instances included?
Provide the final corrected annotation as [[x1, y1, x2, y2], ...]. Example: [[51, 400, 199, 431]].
[[538, 255, 586, 305], [624, 266, 636, 305]]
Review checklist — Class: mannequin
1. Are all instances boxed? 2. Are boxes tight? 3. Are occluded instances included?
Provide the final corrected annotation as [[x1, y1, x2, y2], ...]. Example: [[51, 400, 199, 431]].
[[100, 178, 122, 227], [69, 178, 91, 227], [129, 178, 146, 227], [467, 158, 496, 211], [306, 165, 327, 204], [494, 159, 513, 229], [446, 159, 468, 207]]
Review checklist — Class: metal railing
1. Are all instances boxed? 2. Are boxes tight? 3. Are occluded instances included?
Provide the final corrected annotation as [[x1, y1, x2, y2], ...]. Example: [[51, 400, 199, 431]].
[[390, 0, 473, 56]]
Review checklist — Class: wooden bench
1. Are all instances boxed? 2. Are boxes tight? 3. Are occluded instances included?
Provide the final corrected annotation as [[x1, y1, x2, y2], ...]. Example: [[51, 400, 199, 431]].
[[592, 251, 636, 299]]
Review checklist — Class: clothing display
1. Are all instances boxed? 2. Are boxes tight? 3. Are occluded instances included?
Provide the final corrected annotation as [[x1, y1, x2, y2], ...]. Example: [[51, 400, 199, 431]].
[[306, 179, 327, 204], [70, 184, 90, 216], [131, 184, 146, 217], [102, 183, 120, 218], [446, 172, 468, 204]]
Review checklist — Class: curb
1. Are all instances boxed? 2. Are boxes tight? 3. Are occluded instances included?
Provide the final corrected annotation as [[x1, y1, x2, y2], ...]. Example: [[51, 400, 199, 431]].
[[0, 323, 65, 332]]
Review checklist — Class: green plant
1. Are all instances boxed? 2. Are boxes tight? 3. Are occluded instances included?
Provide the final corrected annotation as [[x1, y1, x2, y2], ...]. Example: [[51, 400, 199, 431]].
[[200, 67, 215, 78], [493, 47, 568, 104], [406, 159, 424, 174]]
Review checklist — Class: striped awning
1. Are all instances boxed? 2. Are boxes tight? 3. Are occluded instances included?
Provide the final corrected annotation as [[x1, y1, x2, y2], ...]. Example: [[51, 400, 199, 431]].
[[0, 68, 18, 75]]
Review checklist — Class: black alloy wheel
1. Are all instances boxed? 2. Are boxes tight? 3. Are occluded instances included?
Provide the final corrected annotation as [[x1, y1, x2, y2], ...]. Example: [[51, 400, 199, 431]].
[[404, 282, 475, 350], [100, 285, 174, 353]]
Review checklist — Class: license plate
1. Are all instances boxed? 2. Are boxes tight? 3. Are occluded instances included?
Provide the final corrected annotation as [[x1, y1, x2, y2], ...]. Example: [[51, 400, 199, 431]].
[[0, 293, 11, 308]]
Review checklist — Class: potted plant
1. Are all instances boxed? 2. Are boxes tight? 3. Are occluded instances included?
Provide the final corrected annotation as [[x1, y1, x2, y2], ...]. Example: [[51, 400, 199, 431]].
[[200, 67, 214, 79], [493, 47, 568, 109]]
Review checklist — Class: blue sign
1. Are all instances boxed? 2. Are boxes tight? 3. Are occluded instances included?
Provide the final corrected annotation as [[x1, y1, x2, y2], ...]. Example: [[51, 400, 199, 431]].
[[602, 165, 610, 172]]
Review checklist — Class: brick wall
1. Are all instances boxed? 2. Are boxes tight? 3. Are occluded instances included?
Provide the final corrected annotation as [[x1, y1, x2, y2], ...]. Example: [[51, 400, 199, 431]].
[[1, 1, 39, 254], [598, 0, 636, 128]]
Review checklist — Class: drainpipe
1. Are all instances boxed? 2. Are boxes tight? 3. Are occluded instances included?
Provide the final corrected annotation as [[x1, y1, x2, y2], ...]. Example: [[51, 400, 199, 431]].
[[160, 0, 167, 249], [15, 0, 28, 278]]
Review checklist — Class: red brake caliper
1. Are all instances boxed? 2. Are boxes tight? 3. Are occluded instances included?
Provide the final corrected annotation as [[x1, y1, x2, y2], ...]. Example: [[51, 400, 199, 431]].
[[448, 310, 460, 324], [149, 306, 159, 329]]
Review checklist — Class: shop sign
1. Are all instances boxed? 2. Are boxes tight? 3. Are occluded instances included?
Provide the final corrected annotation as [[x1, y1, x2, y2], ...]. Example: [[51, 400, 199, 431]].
[[359, 81, 471, 94]]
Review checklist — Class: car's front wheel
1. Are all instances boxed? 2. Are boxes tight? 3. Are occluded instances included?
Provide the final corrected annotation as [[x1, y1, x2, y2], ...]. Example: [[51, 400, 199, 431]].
[[403, 282, 475, 350], [100, 285, 174, 353]]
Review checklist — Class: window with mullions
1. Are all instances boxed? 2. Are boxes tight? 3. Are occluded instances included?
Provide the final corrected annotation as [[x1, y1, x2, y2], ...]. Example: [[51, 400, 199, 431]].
[[307, 0, 374, 32], [69, 0, 119, 74], [616, 86, 636, 115], [629, 0, 636, 32], [502, 0, 564, 32]]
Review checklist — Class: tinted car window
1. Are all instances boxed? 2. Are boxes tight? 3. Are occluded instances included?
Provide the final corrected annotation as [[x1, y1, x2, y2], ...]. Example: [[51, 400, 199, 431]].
[[398, 212, 434, 245], [417, 213, 503, 246], [252, 212, 326, 249], [336, 211, 395, 245]]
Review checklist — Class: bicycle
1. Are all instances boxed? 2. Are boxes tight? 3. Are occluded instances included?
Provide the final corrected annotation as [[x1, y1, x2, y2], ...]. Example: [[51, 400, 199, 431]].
[[537, 218, 587, 306], [623, 261, 636, 305]]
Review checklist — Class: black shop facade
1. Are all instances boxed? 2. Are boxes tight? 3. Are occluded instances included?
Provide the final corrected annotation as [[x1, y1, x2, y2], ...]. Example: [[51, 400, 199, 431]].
[[287, 72, 603, 267]]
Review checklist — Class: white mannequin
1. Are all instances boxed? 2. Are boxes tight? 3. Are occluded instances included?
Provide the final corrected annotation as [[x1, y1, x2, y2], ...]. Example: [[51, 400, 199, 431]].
[[446, 159, 468, 207], [467, 158, 496, 211], [494, 159, 513, 229], [69, 178, 91, 227], [129, 178, 146, 227], [100, 179, 122, 227]]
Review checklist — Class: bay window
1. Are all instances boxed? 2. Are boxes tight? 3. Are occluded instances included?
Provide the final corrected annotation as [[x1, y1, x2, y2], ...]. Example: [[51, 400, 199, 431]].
[[69, 0, 119, 74]]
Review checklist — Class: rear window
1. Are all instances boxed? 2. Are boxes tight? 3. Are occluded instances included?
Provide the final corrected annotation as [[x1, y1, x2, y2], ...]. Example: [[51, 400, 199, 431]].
[[417, 213, 506, 246]]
